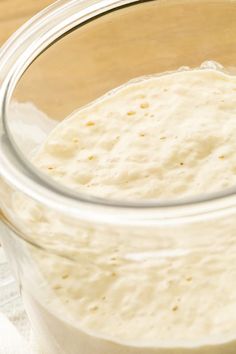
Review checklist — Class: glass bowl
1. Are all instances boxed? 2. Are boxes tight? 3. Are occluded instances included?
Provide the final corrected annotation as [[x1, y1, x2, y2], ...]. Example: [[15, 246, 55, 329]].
[[1, 1, 236, 353]]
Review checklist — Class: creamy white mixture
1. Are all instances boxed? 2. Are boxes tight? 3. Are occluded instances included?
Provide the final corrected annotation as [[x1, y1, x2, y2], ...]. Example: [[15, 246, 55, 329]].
[[8, 64, 236, 354], [34, 65, 236, 200]]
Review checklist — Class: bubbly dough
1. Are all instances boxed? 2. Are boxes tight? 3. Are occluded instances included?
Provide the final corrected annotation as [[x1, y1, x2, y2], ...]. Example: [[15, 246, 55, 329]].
[[34, 66, 236, 200], [13, 65, 236, 353]]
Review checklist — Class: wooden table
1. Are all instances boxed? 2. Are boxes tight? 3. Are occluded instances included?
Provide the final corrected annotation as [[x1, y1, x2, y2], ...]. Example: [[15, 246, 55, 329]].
[[0, 0, 53, 46], [2, 0, 236, 121]]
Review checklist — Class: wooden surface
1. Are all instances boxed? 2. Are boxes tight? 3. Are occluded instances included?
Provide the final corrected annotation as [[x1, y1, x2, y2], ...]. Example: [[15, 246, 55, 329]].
[[2, 0, 236, 121], [0, 0, 52, 46]]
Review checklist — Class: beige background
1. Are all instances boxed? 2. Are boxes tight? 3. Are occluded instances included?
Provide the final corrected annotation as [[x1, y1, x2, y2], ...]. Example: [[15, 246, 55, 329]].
[[2, 0, 236, 121], [0, 1, 52, 45]]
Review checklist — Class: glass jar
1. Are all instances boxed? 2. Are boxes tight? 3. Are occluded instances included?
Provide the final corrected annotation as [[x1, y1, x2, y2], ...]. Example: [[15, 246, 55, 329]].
[[1, 0, 236, 353]]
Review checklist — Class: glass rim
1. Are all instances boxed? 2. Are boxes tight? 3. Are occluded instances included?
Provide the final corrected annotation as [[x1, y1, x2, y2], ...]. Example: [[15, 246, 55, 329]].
[[1, 0, 236, 225]]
